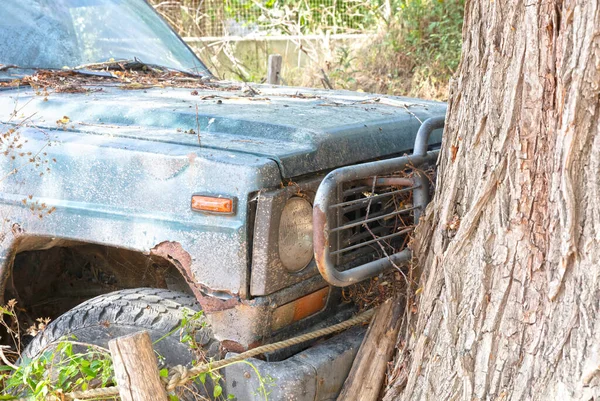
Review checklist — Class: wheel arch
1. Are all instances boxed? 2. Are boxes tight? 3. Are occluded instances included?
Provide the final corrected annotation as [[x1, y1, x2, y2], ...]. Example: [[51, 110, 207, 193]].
[[1, 235, 196, 334]]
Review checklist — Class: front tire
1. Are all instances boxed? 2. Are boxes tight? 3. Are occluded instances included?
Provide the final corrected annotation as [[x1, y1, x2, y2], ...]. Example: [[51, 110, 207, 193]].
[[23, 288, 218, 366]]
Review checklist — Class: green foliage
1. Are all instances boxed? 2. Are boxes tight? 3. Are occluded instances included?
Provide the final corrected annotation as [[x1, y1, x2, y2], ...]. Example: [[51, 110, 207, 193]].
[[151, 0, 383, 36], [156, 308, 274, 401], [0, 303, 273, 401], [319, 0, 464, 99], [230, 0, 378, 33], [391, 0, 464, 75], [224, 0, 381, 33], [0, 339, 114, 401]]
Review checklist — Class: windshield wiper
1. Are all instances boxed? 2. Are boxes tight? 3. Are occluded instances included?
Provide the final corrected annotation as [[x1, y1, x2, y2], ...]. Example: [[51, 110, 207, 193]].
[[1, 59, 203, 79], [0, 64, 117, 80], [75, 57, 203, 78], [0, 64, 27, 72]]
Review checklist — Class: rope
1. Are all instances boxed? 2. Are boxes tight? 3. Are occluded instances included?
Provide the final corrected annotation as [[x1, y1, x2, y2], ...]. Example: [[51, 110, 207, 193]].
[[15, 308, 375, 400], [66, 387, 121, 400], [163, 308, 375, 392]]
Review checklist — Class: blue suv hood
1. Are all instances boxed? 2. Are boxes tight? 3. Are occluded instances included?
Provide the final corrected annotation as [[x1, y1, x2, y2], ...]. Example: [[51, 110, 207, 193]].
[[0, 83, 446, 178]]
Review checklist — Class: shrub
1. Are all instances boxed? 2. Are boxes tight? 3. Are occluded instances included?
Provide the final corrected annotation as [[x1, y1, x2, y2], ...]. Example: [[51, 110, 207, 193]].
[[151, 0, 465, 100]]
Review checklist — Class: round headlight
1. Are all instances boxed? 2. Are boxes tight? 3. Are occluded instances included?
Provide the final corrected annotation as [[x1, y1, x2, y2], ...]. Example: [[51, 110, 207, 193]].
[[278, 197, 314, 273]]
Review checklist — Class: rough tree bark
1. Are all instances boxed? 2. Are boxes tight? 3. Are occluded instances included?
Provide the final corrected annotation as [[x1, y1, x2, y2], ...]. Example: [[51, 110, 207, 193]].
[[384, 0, 600, 400]]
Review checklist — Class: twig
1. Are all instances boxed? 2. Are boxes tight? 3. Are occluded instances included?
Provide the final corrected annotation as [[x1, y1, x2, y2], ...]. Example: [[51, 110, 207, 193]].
[[278, 73, 288, 86], [66, 341, 110, 354], [363, 176, 410, 284], [0, 64, 19, 72], [0, 141, 48, 184], [152, 1, 180, 9], [402, 105, 423, 123], [320, 69, 334, 89], [32, 338, 111, 360], [0, 345, 18, 369]]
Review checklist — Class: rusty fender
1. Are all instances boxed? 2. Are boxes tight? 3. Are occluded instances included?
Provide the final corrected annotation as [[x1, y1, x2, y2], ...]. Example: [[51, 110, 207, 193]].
[[150, 241, 241, 312], [150, 241, 333, 350]]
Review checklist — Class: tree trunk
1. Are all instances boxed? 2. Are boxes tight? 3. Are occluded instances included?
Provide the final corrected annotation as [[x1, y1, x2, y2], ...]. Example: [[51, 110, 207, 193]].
[[384, 0, 600, 400]]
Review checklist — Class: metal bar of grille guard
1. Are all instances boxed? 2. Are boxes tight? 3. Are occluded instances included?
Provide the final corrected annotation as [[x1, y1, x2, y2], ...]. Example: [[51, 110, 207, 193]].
[[313, 116, 444, 287]]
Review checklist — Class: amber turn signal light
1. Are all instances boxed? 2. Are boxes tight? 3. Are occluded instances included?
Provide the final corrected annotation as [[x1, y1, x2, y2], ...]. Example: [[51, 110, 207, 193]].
[[271, 287, 329, 331], [191, 195, 234, 214]]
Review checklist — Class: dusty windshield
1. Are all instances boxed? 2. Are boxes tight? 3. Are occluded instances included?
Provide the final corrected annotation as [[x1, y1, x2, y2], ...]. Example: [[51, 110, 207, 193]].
[[0, 0, 209, 75]]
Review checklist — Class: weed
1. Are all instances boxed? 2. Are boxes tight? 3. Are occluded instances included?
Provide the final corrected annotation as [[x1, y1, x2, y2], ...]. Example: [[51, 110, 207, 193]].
[[0, 300, 23, 365], [0, 300, 110, 400], [0, 300, 274, 400], [157, 308, 275, 401], [2, 341, 114, 400]]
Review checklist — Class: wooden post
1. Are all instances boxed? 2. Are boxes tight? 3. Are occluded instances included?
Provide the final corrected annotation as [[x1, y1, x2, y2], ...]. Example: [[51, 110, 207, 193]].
[[336, 297, 403, 401], [108, 331, 169, 401], [267, 54, 282, 85]]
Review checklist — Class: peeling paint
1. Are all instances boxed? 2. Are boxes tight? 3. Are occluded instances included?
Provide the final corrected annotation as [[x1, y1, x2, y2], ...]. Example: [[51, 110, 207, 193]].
[[150, 240, 241, 312], [150, 240, 193, 271]]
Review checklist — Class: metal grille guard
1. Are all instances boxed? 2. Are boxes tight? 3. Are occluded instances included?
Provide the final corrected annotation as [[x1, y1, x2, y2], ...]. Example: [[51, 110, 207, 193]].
[[312, 116, 445, 287]]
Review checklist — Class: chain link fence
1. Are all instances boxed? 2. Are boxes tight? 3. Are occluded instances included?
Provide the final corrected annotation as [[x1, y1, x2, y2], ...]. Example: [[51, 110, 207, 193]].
[[152, 0, 383, 38]]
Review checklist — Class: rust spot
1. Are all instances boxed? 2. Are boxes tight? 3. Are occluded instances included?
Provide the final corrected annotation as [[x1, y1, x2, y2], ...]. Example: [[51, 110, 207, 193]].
[[360, 177, 413, 187], [313, 206, 329, 278], [195, 292, 240, 313], [150, 241, 241, 313], [221, 339, 247, 353], [221, 338, 264, 353], [150, 241, 193, 271]]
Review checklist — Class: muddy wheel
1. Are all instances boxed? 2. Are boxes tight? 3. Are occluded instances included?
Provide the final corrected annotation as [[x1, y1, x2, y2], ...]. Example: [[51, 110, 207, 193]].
[[23, 287, 219, 369]]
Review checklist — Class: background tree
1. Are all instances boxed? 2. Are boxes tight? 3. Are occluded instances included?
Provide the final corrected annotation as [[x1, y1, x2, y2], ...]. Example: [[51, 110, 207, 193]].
[[384, 0, 600, 399]]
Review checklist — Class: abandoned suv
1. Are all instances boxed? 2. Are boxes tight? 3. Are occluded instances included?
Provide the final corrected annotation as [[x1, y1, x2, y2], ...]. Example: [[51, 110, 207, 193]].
[[0, 0, 446, 399]]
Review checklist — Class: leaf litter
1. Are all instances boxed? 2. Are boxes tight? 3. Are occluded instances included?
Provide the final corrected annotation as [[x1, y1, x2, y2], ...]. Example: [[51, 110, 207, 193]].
[[0, 63, 241, 94]]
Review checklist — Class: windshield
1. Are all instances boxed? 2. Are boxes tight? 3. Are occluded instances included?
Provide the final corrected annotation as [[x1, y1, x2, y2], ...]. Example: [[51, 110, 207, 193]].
[[0, 0, 209, 75]]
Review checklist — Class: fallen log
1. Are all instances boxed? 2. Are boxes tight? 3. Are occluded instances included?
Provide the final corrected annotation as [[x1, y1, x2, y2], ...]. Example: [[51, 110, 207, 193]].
[[337, 297, 403, 401]]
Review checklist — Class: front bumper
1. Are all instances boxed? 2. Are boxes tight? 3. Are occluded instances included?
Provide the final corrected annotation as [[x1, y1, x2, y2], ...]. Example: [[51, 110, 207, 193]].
[[223, 326, 366, 400]]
